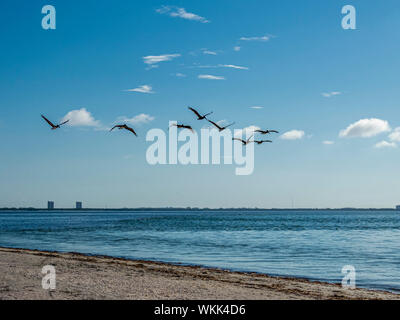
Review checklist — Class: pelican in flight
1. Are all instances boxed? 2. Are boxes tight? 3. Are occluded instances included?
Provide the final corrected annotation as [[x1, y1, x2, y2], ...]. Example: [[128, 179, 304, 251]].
[[41, 115, 69, 130], [170, 123, 194, 133], [110, 124, 137, 136], [207, 119, 235, 132], [188, 107, 213, 120], [232, 135, 254, 146], [253, 139, 273, 145], [255, 129, 279, 135]]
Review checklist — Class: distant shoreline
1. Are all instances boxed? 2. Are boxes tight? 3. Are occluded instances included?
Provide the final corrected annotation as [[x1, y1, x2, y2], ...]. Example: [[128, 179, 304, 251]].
[[1, 207, 399, 212]]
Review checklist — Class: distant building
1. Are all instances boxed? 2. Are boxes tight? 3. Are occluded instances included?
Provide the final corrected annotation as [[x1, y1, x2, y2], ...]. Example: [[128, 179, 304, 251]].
[[76, 202, 82, 210], [396, 205, 400, 211], [47, 201, 54, 210]]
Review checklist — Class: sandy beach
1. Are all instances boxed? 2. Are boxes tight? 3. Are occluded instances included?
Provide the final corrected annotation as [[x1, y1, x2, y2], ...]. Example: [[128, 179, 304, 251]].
[[0, 246, 398, 300]]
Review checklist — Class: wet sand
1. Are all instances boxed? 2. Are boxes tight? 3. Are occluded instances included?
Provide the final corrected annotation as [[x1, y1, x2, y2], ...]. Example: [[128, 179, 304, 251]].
[[0, 247, 398, 300]]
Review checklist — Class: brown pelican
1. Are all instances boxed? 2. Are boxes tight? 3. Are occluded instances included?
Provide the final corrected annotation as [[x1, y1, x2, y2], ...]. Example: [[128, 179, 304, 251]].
[[170, 123, 194, 133], [41, 115, 69, 130], [253, 140, 273, 145], [232, 135, 254, 145], [207, 119, 235, 132], [255, 129, 279, 135], [188, 107, 213, 120], [110, 124, 138, 136]]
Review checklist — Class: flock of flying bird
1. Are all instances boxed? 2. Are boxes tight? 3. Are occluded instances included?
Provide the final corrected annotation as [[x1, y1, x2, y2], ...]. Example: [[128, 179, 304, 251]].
[[41, 107, 279, 145]]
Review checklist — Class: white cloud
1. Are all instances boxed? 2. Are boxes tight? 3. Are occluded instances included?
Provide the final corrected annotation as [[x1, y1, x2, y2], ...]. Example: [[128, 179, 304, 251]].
[[323, 141, 334, 145], [281, 130, 305, 140], [189, 64, 248, 70], [118, 114, 155, 125], [240, 35, 271, 42], [389, 127, 400, 142], [374, 141, 397, 149], [322, 91, 341, 98], [234, 46, 241, 51], [125, 85, 154, 94], [203, 50, 217, 55], [220, 64, 248, 70], [198, 74, 225, 80], [250, 106, 263, 109], [156, 6, 209, 23], [173, 73, 186, 77], [143, 54, 180, 65], [62, 108, 100, 127], [339, 118, 391, 138], [234, 125, 260, 138]]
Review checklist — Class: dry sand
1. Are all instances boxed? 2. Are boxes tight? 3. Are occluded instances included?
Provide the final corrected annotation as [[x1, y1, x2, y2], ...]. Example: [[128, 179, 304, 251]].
[[0, 247, 398, 300]]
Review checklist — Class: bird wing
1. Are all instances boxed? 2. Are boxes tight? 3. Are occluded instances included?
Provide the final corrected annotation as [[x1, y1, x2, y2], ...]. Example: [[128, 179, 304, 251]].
[[41, 115, 56, 128], [183, 125, 194, 132], [188, 107, 202, 118], [270, 130, 279, 133], [224, 122, 235, 129], [262, 140, 273, 143], [207, 119, 222, 130], [58, 119, 69, 126], [110, 125, 119, 132], [233, 138, 246, 144], [246, 135, 254, 143], [254, 130, 264, 134], [124, 126, 137, 136]]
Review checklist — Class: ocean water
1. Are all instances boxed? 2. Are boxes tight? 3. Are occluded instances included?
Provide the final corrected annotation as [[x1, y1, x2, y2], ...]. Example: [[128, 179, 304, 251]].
[[0, 210, 399, 292]]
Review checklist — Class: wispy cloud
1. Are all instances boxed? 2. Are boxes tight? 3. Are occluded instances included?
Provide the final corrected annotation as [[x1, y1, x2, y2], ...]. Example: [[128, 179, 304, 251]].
[[339, 118, 391, 138], [62, 108, 100, 127], [374, 141, 397, 149], [143, 54, 181, 65], [281, 130, 305, 140], [220, 64, 248, 70], [117, 114, 155, 125], [389, 127, 400, 142], [198, 74, 225, 80], [250, 106, 263, 109], [234, 46, 241, 51], [240, 35, 271, 42], [156, 6, 209, 23], [173, 73, 186, 77], [202, 49, 217, 55], [323, 140, 334, 145], [124, 85, 155, 94], [322, 91, 342, 98], [189, 64, 248, 70]]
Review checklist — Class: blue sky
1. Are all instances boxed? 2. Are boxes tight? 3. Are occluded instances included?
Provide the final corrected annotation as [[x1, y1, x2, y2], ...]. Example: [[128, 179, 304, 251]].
[[1, 0, 399, 208]]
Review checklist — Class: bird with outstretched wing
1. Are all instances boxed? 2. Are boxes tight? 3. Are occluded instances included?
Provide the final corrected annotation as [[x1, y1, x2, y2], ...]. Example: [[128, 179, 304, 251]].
[[41, 115, 69, 130], [188, 107, 213, 120], [207, 119, 235, 132], [255, 129, 279, 135], [110, 124, 137, 136]]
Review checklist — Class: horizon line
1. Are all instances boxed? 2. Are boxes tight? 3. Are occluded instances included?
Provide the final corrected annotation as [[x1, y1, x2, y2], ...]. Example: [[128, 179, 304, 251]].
[[1, 207, 400, 211]]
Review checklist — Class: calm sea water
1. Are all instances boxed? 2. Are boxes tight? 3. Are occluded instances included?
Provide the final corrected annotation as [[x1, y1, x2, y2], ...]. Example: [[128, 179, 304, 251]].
[[0, 210, 399, 292]]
